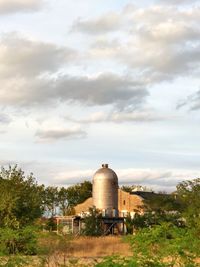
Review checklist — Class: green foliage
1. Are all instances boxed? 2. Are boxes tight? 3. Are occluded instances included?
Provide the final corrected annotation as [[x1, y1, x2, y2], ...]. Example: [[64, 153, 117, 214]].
[[42, 181, 92, 216], [95, 255, 171, 267], [0, 226, 38, 255], [125, 215, 135, 234], [0, 163, 199, 267], [176, 178, 200, 229], [17, 226, 38, 255], [121, 186, 134, 193], [82, 207, 103, 236], [66, 180, 92, 208], [0, 166, 92, 222], [0, 255, 30, 267], [143, 193, 182, 214], [121, 185, 152, 193], [0, 165, 44, 228], [124, 178, 200, 235], [124, 223, 200, 266], [44, 217, 57, 231], [125, 190, 186, 233], [42, 186, 59, 217], [126, 211, 184, 233], [58, 187, 69, 216]]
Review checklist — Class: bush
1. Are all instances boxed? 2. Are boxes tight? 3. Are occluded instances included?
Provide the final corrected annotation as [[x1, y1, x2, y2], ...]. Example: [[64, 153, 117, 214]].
[[125, 212, 184, 234], [0, 256, 30, 267], [124, 223, 200, 266], [45, 217, 57, 231], [0, 226, 38, 255], [82, 207, 103, 236], [95, 255, 171, 267]]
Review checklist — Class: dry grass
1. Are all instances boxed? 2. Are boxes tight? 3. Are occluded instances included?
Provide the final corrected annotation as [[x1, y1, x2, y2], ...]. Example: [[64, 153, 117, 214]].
[[66, 236, 132, 257], [36, 233, 132, 266]]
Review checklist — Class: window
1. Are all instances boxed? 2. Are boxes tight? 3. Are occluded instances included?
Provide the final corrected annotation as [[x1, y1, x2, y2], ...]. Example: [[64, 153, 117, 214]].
[[123, 200, 126, 205]]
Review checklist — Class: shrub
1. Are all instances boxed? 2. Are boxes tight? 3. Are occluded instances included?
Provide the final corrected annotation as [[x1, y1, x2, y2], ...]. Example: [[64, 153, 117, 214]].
[[95, 255, 171, 267], [0, 226, 38, 255], [45, 217, 57, 231], [82, 207, 103, 236], [124, 223, 200, 266], [0, 255, 30, 267]]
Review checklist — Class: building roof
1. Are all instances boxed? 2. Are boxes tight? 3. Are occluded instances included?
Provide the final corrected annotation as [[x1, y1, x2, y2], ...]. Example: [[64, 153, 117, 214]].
[[74, 197, 93, 215], [131, 191, 168, 200]]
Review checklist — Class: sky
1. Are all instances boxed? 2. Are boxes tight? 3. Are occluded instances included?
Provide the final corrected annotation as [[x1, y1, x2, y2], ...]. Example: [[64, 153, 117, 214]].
[[0, 0, 200, 192]]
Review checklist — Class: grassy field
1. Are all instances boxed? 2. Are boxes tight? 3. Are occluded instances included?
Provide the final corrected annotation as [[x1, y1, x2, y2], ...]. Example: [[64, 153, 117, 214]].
[[65, 236, 132, 257], [1, 225, 200, 267], [1, 233, 132, 267], [1, 226, 199, 267], [36, 234, 132, 267]]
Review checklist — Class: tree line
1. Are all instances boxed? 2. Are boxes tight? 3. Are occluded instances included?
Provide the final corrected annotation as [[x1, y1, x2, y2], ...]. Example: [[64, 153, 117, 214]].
[[0, 164, 199, 263], [1, 164, 199, 232], [124, 178, 200, 233], [0, 165, 92, 229]]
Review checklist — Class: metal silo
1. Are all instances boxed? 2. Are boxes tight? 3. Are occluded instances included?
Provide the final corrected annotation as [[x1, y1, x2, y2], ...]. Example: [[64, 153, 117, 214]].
[[92, 164, 118, 217]]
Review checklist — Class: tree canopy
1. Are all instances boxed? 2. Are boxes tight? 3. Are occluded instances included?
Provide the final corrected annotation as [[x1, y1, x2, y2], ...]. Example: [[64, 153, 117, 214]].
[[0, 165, 44, 229], [82, 207, 103, 236], [176, 178, 200, 229], [42, 181, 92, 217]]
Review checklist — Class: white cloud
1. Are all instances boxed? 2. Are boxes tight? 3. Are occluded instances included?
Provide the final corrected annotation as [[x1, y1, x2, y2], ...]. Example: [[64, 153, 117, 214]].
[[85, 5, 200, 83], [0, 72, 148, 109], [72, 12, 121, 34], [159, 0, 199, 5], [0, 0, 44, 15], [0, 33, 75, 77], [0, 113, 11, 124], [54, 169, 93, 185], [68, 110, 164, 124], [52, 167, 200, 192], [0, 33, 148, 111], [35, 127, 87, 142], [56, 73, 147, 109], [178, 89, 200, 110]]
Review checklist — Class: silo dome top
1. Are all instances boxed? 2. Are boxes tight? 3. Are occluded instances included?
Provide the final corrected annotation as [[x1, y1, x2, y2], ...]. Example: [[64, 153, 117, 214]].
[[93, 164, 118, 182]]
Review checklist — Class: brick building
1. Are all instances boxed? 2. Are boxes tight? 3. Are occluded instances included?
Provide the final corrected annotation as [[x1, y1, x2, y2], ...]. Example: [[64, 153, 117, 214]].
[[74, 188, 144, 218]]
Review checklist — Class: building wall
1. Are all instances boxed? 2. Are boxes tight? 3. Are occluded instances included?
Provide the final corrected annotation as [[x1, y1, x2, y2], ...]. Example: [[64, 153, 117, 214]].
[[74, 197, 93, 215], [118, 189, 144, 217], [74, 189, 144, 217]]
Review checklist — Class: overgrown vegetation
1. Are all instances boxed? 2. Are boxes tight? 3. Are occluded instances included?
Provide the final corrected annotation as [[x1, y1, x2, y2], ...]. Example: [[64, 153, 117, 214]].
[[97, 224, 200, 266], [0, 165, 92, 266], [81, 207, 103, 236], [0, 165, 199, 266], [99, 178, 200, 266], [0, 165, 44, 229]]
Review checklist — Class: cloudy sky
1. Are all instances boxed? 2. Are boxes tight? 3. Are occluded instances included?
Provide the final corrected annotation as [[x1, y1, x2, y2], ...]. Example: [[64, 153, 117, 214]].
[[0, 0, 200, 192]]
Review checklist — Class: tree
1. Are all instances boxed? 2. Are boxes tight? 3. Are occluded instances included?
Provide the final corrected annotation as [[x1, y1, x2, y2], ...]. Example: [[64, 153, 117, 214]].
[[176, 178, 200, 229], [43, 186, 59, 217], [57, 187, 75, 216], [42, 181, 92, 217], [126, 193, 184, 231], [121, 185, 152, 193], [82, 207, 103, 236], [65, 180, 92, 208], [0, 165, 44, 228], [58, 187, 69, 216], [143, 193, 182, 214]]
